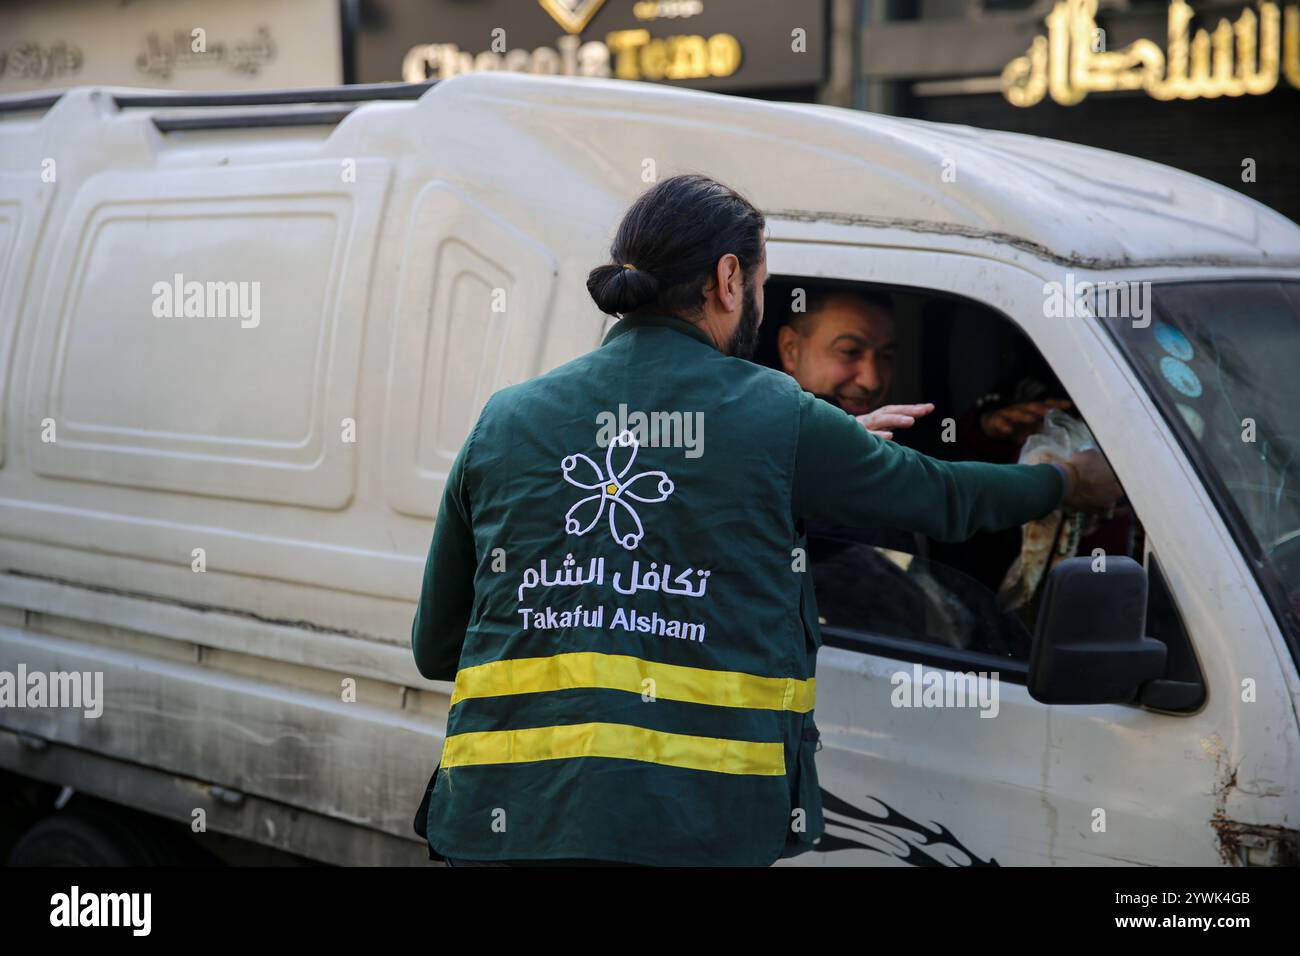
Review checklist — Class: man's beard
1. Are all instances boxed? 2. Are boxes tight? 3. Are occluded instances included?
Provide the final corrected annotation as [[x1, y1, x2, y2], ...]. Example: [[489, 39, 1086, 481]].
[[724, 279, 761, 359]]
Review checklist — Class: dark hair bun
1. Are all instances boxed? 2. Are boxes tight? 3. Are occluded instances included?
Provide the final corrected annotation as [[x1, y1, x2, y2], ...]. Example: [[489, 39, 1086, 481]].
[[586, 263, 661, 316]]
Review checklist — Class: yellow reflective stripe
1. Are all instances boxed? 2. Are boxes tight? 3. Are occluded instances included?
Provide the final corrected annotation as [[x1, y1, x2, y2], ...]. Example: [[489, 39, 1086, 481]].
[[441, 721, 785, 776], [449, 651, 815, 713]]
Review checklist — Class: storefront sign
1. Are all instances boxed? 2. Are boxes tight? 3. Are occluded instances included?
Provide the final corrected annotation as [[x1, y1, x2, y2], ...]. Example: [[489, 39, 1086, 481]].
[[0, 0, 340, 94], [136, 27, 277, 80], [357, 0, 825, 92], [0, 41, 84, 84], [1003, 0, 1300, 106]]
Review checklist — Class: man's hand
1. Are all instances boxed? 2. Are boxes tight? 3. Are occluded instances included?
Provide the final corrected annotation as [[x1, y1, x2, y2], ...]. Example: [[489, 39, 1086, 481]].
[[980, 399, 1072, 443], [855, 403, 935, 441], [1059, 448, 1123, 514]]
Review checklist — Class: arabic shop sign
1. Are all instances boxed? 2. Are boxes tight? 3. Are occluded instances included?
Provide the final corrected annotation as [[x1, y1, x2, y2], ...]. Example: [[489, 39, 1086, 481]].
[[1003, 0, 1300, 106], [0, 0, 339, 94], [355, 0, 825, 91], [137, 27, 276, 80]]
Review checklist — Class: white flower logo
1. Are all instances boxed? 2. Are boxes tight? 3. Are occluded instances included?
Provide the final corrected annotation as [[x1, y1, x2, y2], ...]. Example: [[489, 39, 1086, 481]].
[[561, 429, 674, 550]]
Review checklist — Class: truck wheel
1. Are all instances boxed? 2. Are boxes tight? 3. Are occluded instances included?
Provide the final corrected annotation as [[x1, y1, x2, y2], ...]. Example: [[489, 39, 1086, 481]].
[[6, 810, 176, 866]]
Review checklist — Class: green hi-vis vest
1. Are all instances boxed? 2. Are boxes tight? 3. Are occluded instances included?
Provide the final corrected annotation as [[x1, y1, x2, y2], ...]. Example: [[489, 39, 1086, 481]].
[[426, 313, 824, 866]]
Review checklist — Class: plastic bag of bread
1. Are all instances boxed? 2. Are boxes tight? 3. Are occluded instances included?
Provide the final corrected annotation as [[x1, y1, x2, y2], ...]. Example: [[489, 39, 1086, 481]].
[[996, 409, 1095, 613]]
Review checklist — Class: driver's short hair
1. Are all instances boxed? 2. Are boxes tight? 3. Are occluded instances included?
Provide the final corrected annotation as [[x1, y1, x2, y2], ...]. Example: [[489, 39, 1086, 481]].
[[780, 285, 895, 336]]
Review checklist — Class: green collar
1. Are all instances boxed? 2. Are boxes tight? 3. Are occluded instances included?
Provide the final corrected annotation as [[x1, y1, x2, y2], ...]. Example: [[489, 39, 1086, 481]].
[[601, 312, 716, 350]]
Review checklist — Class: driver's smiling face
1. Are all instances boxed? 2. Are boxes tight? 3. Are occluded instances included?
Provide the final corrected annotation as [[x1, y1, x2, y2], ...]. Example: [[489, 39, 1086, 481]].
[[779, 295, 898, 416]]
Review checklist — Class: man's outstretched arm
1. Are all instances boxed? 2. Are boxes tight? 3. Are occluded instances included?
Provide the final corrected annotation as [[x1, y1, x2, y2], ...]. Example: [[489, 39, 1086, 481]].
[[792, 391, 1115, 538]]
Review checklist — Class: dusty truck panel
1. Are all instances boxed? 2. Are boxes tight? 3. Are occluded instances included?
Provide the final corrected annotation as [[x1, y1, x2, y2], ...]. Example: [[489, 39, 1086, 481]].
[[0, 72, 1297, 865], [0, 574, 439, 863]]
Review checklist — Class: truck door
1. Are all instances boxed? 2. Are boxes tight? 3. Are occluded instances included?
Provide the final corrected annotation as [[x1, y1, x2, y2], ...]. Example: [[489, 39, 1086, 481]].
[[765, 238, 1231, 867]]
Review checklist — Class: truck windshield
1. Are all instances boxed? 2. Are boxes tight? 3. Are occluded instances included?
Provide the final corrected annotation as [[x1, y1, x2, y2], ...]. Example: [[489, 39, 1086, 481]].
[[1105, 280, 1300, 642]]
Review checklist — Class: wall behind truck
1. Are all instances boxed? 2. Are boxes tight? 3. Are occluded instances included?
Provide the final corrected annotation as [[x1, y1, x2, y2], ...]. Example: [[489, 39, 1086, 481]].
[[856, 0, 1300, 228], [910, 85, 1300, 233], [0, 0, 342, 94]]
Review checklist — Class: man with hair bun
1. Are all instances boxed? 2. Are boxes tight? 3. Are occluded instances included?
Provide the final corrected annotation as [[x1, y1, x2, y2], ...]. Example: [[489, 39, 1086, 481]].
[[411, 173, 1121, 867]]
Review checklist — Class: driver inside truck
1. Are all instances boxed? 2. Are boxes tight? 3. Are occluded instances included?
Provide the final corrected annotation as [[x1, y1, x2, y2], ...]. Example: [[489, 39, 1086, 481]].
[[760, 280, 1134, 639]]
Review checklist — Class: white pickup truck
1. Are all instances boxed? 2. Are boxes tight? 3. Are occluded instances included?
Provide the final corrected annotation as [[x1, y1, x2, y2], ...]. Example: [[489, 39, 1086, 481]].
[[0, 72, 1296, 866]]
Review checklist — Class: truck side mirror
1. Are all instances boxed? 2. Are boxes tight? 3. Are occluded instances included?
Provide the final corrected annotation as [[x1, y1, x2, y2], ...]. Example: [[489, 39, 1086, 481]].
[[1028, 556, 1166, 705]]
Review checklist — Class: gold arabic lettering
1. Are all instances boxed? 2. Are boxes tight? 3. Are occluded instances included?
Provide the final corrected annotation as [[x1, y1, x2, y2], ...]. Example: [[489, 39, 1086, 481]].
[[1002, 0, 1299, 106]]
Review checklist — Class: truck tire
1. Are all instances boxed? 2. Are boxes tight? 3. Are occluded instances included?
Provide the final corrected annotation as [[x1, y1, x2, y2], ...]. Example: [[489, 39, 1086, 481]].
[[6, 810, 178, 866]]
